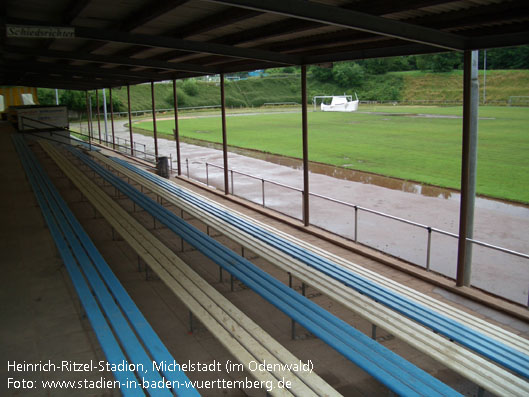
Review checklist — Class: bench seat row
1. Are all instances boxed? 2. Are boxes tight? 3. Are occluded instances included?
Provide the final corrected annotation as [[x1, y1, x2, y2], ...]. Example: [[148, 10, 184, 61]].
[[94, 150, 529, 396], [62, 143, 463, 397]]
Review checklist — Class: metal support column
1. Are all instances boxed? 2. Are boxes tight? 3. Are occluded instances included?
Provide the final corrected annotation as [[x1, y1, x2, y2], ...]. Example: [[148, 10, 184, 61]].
[[85, 91, 92, 146], [301, 65, 309, 226], [95, 88, 102, 143], [456, 50, 479, 287], [109, 87, 115, 150], [102, 88, 109, 142], [220, 73, 229, 194], [173, 79, 181, 175], [151, 81, 158, 159], [127, 84, 134, 156]]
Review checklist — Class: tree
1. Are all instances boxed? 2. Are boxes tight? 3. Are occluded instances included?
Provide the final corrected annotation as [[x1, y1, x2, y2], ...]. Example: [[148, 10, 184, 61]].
[[60, 90, 87, 112], [37, 88, 56, 105], [310, 65, 333, 82], [480, 45, 529, 69], [414, 53, 462, 72], [361, 58, 390, 74], [415, 55, 432, 72], [166, 88, 188, 108], [430, 53, 462, 72], [332, 62, 365, 87], [182, 80, 199, 96]]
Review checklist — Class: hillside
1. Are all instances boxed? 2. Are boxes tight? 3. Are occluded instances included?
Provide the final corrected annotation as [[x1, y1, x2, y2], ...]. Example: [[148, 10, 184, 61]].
[[38, 69, 528, 111], [111, 69, 528, 110], [399, 70, 529, 103]]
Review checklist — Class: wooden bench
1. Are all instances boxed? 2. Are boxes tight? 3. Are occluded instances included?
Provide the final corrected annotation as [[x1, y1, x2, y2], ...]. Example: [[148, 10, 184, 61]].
[[13, 135, 199, 397], [42, 140, 341, 397], [95, 151, 529, 396], [61, 143, 466, 397]]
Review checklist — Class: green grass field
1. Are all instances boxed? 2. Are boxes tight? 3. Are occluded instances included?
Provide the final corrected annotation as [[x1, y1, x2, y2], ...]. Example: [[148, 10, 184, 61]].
[[135, 105, 529, 203]]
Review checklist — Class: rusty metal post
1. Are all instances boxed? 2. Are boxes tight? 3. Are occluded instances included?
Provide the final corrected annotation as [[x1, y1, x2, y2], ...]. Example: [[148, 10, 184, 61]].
[[109, 87, 116, 150], [220, 73, 229, 194], [127, 84, 134, 156], [151, 81, 158, 159], [85, 90, 92, 143], [95, 88, 101, 143], [173, 79, 181, 175], [301, 65, 309, 226], [456, 50, 479, 287]]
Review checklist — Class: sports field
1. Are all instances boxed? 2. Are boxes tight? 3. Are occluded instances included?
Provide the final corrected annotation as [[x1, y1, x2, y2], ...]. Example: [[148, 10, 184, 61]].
[[135, 105, 529, 203]]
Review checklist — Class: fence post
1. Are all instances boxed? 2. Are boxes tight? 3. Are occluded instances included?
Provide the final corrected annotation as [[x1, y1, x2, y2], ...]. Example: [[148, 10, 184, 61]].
[[301, 190, 305, 223], [354, 206, 358, 243], [186, 158, 189, 178], [206, 163, 209, 186], [261, 178, 265, 207], [426, 227, 432, 271], [127, 84, 134, 156], [231, 170, 234, 195]]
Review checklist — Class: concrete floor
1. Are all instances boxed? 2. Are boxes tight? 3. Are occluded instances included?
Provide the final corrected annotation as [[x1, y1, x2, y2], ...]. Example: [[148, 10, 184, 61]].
[[86, 114, 529, 305], [2, 122, 529, 396]]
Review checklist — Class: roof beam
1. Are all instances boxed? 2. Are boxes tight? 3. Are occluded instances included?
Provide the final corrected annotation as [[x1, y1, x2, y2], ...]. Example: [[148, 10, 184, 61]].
[[404, 0, 529, 31], [265, 1, 529, 55], [107, 0, 449, 64], [1, 72, 131, 90], [73, 25, 301, 65], [110, 7, 261, 60], [211, 1, 450, 48], [205, 0, 467, 50], [305, 42, 442, 65], [8, 61, 169, 81], [120, 0, 190, 32], [43, 0, 91, 49], [467, 29, 529, 50], [5, 19, 300, 64], [80, 0, 190, 53], [62, 0, 91, 24], [165, 7, 260, 39], [342, 0, 449, 17], [5, 45, 217, 74]]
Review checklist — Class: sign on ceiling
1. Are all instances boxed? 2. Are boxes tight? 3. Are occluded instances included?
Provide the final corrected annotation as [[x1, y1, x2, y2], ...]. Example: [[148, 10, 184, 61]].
[[6, 24, 75, 39]]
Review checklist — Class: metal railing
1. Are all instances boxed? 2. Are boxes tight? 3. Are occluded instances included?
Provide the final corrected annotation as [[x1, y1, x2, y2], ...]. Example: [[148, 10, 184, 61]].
[[107, 105, 222, 119], [184, 158, 529, 306], [18, 116, 173, 171], [263, 102, 300, 106], [19, 115, 528, 304]]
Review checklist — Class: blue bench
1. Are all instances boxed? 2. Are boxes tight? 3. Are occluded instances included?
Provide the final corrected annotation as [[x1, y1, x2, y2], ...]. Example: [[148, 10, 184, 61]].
[[13, 135, 199, 397], [109, 155, 529, 381], [68, 145, 461, 397]]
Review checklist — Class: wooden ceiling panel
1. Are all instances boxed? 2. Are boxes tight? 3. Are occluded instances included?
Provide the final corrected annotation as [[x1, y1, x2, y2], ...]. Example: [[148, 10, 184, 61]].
[[2, 0, 528, 89]]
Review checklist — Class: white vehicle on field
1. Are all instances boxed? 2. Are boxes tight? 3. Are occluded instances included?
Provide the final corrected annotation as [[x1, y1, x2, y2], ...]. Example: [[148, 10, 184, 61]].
[[317, 93, 359, 112]]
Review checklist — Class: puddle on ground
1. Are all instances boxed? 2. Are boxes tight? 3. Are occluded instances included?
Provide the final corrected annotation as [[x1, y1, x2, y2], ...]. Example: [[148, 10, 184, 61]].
[[226, 146, 528, 218]]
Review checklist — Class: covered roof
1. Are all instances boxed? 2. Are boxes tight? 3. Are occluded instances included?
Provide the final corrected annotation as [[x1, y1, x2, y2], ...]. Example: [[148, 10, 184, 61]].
[[1, 0, 528, 90]]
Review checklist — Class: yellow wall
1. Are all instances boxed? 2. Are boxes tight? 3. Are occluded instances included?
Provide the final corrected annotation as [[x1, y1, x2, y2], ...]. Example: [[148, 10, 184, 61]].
[[0, 87, 39, 111]]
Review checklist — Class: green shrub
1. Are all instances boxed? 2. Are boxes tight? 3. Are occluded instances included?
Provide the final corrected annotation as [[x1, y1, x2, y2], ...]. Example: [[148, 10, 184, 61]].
[[332, 62, 365, 87], [167, 88, 189, 107], [182, 80, 199, 96]]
